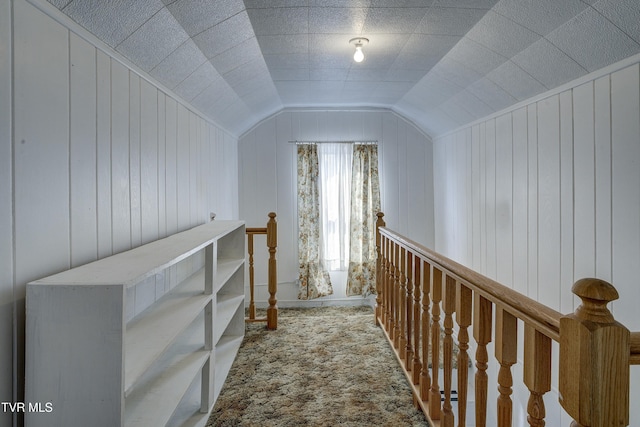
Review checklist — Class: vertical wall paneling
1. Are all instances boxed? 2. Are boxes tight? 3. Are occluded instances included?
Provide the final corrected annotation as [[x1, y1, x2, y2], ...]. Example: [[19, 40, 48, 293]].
[[14, 0, 70, 289], [275, 114, 296, 282], [397, 119, 408, 235], [611, 64, 640, 327], [157, 92, 166, 238], [572, 82, 596, 281], [485, 119, 497, 280], [536, 95, 561, 311], [139, 79, 158, 245], [479, 122, 487, 274], [69, 32, 98, 268], [593, 76, 612, 282], [96, 50, 112, 259], [559, 90, 574, 314], [471, 125, 481, 270], [495, 114, 513, 287], [512, 107, 528, 295], [176, 104, 190, 228], [255, 118, 277, 217], [0, 0, 13, 416], [129, 72, 141, 247], [382, 113, 399, 228], [13, 1, 70, 406], [164, 97, 178, 235], [526, 104, 539, 299], [110, 60, 131, 253], [189, 111, 198, 226]]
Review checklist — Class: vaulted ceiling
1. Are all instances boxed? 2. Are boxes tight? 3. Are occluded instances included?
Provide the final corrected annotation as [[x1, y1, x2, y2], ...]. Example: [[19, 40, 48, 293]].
[[48, 0, 640, 138]]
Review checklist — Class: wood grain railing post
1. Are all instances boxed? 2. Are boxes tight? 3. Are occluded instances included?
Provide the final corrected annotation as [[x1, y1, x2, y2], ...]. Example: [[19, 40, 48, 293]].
[[429, 267, 443, 420], [559, 278, 630, 427], [405, 250, 414, 369], [266, 212, 278, 330], [412, 255, 422, 385], [393, 242, 402, 349], [442, 275, 457, 427], [473, 294, 493, 427], [523, 324, 551, 427], [420, 261, 432, 401], [398, 247, 408, 358], [247, 232, 256, 320], [456, 283, 472, 427], [375, 212, 385, 325], [385, 237, 393, 334], [496, 307, 517, 427]]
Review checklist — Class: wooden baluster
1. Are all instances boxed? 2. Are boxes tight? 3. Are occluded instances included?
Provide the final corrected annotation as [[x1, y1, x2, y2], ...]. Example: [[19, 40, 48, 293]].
[[375, 213, 385, 325], [266, 212, 278, 330], [456, 283, 472, 427], [398, 247, 407, 357], [393, 243, 402, 349], [385, 237, 393, 334], [496, 307, 517, 427], [247, 232, 256, 320], [429, 267, 443, 420], [442, 275, 456, 427], [523, 325, 551, 427], [420, 260, 431, 400], [473, 294, 493, 427], [388, 240, 396, 339], [412, 256, 422, 385], [403, 248, 412, 366], [559, 278, 630, 427]]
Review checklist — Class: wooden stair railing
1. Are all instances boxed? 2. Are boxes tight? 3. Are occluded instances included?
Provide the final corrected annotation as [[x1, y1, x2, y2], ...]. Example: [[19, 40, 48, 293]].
[[375, 212, 638, 427], [245, 212, 278, 330]]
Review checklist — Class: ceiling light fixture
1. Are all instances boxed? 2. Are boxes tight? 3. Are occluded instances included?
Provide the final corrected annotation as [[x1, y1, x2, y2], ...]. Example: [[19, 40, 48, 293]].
[[349, 37, 369, 63]]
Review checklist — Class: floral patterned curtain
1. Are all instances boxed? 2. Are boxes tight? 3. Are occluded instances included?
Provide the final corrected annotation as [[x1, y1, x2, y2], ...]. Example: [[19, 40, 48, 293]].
[[346, 144, 381, 297], [297, 144, 333, 300]]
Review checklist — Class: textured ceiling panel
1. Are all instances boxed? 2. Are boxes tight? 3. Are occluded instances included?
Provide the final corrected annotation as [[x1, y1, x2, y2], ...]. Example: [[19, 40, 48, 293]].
[[49, 0, 640, 137], [546, 7, 640, 72], [166, 0, 244, 37], [117, 8, 190, 72], [62, 0, 164, 47], [465, 11, 540, 58], [150, 40, 208, 89], [593, 0, 640, 44], [512, 38, 587, 89], [492, 0, 588, 36], [486, 60, 547, 101], [193, 11, 255, 59]]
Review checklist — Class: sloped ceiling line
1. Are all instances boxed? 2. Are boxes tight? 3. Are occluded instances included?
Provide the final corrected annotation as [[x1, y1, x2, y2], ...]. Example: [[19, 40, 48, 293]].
[[46, 0, 640, 138]]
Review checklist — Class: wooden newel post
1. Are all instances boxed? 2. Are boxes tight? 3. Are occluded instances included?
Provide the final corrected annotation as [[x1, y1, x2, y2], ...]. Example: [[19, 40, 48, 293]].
[[375, 212, 385, 325], [559, 278, 630, 427], [266, 212, 278, 330]]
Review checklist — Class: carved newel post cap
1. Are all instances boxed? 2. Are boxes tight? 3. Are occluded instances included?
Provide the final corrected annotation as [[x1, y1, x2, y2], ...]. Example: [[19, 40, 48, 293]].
[[572, 278, 619, 324], [560, 278, 630, 426], [268, 212, 276, 219]]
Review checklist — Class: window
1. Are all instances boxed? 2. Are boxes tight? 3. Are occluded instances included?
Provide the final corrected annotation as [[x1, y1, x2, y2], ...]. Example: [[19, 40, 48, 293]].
[[318, 143, 352, 271]]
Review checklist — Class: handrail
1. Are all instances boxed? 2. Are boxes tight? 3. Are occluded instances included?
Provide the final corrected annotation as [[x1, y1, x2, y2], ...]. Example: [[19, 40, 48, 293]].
[[245, 213, 278, 330], [378, 226, 562, 341], [375, 212, 637, 427]]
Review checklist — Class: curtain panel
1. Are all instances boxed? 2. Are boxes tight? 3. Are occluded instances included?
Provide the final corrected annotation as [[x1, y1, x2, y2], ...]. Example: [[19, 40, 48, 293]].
[[297, 144, 333, 300], [346, 144, 381, 297]]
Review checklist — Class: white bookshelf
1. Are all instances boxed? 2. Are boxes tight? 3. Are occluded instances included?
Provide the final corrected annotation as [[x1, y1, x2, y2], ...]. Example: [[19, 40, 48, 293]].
[[25, 220, 245, 427]]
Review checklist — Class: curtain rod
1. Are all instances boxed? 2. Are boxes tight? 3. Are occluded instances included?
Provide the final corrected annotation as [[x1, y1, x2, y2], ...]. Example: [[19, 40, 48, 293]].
[[289, 140, 378, 145]]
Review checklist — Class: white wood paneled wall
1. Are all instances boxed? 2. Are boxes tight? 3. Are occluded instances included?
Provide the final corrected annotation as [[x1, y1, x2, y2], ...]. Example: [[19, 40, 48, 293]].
[[434, 61, 640, 425], [0, 0, 13, 421], [0, 0, 239, 420], [239, 110, 434, 304]]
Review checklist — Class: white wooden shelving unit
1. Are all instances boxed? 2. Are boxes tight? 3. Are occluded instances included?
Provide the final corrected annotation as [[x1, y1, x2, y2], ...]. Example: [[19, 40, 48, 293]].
[[25, 220, 245, 427]]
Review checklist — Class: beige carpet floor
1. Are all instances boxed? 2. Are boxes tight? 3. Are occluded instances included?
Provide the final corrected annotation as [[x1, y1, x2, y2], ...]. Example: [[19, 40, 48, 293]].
[[207, 306, 430, 427]]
